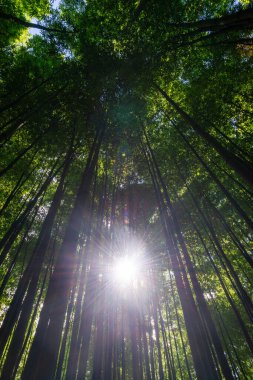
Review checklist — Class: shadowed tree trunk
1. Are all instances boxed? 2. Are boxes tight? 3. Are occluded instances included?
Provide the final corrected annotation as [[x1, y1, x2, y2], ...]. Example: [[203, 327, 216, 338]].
[[0, 143, 74, 380], [21, 122, 105, 380], [156, 85, 253, 187], [143, 133, 233, 379]]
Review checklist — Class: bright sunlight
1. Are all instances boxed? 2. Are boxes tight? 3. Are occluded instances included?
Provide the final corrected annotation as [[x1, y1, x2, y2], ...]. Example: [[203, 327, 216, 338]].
[[113, 255, 139, 288]]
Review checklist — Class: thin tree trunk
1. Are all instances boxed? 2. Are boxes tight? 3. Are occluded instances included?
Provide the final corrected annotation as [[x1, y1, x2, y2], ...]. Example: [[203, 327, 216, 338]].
[[143, 129, 234, 379], [0, 160, 61, 267], [156, 85, 253, 187], [0, 126, 53, 178], [21, 123, 104, 380], [145, 146, 218, 379], [0, 145, 74, 379], [175, 124, 253, 230]]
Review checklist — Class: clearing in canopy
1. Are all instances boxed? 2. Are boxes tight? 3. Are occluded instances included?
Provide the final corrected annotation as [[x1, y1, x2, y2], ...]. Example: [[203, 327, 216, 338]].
[[0, 0, 253, 379]]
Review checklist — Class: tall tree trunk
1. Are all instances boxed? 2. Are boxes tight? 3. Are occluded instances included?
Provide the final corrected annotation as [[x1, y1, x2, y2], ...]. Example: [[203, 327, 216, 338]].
[[146, 154, 216, 379], [143, 129, 234, 378], [0, 144, 74, 380], [21, 123, 104, 380]]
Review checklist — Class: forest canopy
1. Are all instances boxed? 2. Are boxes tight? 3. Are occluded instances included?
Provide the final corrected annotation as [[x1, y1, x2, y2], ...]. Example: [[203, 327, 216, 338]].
[[0, 0, 253, 379]]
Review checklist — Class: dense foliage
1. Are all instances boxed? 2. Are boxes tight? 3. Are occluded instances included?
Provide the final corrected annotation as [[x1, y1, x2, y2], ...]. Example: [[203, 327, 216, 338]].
[[0, 0, 253, 379]]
